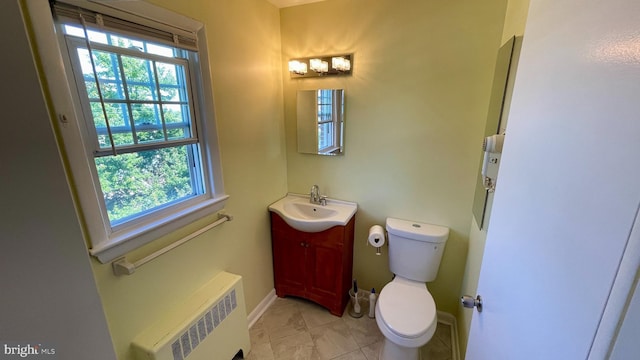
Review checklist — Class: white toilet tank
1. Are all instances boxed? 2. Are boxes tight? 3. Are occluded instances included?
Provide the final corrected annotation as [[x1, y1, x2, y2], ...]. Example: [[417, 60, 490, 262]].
[[386, 218, 449, 282]]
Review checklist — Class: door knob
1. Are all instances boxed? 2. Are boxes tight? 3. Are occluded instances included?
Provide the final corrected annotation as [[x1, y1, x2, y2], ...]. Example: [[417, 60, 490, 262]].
[[461, 295, 483, 312]]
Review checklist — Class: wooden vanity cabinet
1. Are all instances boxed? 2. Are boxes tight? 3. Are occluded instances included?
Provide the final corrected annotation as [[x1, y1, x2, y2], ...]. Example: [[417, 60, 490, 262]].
[[270, 211, 355, 316]]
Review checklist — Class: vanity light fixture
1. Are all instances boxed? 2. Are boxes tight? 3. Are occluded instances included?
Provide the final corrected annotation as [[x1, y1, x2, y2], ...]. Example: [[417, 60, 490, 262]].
[[309, 58, 329, 73], [331, 56, 351, 72], [288, 60, 308, 75], [288, 54, 353, 78]]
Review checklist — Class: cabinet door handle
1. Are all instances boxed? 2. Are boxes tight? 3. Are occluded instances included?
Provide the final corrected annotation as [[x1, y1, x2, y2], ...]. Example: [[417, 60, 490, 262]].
[[300, 242, 305, 247]]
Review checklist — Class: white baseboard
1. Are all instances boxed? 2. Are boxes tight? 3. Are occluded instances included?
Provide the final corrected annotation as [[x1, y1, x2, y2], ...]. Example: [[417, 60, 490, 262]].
[[247, 288, 277, 329], [438, 310, 461, 360]]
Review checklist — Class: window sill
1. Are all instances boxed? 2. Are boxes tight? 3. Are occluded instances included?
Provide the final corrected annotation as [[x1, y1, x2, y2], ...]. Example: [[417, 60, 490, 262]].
[[90, 194, 229, 263], [319, 146, 342, 155]]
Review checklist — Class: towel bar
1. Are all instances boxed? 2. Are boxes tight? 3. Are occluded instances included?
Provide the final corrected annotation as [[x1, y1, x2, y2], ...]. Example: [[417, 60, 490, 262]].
[[112, 213, 232, 276]]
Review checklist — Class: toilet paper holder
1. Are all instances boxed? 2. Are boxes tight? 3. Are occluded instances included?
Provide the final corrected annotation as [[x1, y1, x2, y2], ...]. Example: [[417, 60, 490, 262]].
[[372, 237, 383, 255], [368, 225, 386, 255]]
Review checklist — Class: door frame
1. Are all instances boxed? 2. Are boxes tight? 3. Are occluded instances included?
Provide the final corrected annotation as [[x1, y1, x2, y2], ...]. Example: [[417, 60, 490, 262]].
[[588, 203, 640, 358]]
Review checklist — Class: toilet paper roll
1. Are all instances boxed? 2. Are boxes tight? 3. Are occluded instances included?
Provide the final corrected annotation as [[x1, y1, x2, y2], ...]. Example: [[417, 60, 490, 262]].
[[368, 225, 386, 248]]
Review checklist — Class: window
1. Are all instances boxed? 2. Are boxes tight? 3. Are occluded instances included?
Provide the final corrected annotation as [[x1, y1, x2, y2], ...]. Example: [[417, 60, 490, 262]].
[[64, 26, 204, 225], [316, 89, 344, 154], [42, 1, 227, 262], [317, 89, 335, 152]]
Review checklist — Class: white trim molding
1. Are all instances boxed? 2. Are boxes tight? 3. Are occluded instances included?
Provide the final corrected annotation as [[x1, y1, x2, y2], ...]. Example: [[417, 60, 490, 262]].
[[437, 310, 461, 360], [247, 289, 277, 329]]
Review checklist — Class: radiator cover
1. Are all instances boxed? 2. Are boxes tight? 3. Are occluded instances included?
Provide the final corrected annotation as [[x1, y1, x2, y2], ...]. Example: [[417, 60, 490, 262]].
[[132, 272, 251, 360]]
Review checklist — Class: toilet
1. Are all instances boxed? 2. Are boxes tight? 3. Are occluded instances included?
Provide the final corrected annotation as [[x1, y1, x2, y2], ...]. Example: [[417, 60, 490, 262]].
[[375, 217, 449, 360]]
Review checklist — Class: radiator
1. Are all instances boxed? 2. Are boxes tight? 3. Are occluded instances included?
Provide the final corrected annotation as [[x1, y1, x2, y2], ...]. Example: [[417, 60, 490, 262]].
[[132, 272, 251, 360]]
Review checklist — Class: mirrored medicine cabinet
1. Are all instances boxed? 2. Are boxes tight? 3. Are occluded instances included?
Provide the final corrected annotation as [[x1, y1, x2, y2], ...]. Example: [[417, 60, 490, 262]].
[[296, 89, 345, 156]]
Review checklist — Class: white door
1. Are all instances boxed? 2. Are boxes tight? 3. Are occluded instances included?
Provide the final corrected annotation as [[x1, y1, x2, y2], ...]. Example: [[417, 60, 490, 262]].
[[466, 0, 640, 359]]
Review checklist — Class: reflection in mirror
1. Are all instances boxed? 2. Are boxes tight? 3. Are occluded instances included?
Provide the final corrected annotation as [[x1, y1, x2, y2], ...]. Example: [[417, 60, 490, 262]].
[[297, 89, 344, 155]]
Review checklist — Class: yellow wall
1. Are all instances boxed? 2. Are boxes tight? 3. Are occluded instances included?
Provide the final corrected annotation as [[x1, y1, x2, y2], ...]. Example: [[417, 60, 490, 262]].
[[280, 0, 508, 315], [87, 1, 288, 359], [457, 0, 530, 356], [27, 0, 526, 358], [501, 0, 532, 44]]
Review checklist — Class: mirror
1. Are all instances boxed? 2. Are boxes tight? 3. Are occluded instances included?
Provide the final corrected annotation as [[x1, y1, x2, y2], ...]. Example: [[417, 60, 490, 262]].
[[297, 89, 345, 155], [472, 36, 518, 229]]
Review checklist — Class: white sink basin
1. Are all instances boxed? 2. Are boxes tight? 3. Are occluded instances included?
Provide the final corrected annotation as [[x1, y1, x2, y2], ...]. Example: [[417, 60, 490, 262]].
[[268, 194, 358, 232]]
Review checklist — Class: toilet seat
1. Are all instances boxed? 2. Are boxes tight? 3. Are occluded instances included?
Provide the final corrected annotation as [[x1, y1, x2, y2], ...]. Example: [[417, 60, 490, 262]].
[[377, 280, 436, 340]]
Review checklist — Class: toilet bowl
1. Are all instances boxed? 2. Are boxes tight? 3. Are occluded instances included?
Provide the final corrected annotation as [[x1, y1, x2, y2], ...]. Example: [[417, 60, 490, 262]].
[[375, 277, 437, 359], [375, 218, 449, 360]]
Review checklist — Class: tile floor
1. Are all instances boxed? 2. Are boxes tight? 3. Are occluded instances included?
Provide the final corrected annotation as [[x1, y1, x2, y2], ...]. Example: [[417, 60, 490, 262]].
[[246, 296, 454, 360]]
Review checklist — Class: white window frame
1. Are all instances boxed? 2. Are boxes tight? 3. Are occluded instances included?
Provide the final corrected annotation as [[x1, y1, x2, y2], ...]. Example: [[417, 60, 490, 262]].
[[24, 0, 228, 263], [317, 89, 344, 155]]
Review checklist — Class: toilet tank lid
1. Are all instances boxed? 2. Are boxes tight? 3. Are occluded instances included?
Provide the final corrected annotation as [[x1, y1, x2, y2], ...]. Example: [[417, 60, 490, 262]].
[[385, 218, 449, 243]]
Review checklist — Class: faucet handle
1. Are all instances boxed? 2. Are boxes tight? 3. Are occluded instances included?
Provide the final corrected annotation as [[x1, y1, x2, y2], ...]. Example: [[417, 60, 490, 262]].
[[319, 195, 327, 206]]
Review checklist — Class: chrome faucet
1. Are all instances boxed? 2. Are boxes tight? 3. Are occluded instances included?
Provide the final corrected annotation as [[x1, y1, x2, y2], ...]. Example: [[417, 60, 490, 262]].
[[310, 185, 320, 204], [310, 185, 326, 205]]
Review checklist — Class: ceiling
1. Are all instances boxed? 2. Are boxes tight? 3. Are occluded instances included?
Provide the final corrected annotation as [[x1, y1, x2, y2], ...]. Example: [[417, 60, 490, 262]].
[[266, 0, 326, 8]]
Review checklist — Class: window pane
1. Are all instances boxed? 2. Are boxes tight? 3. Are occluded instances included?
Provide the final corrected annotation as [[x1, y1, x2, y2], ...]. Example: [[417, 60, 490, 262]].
[[318, 123, 334, 150], [91, 102, 135, 148], [318, 104, 332, 122], [92, 51, 119, 86], [121, 55, 153, 83], [95, 145, 199, 224], [66, 27, 108, 44], [317, 89, 333, 123], [108, 34, 144, 51], [131, 103, 159, 126], [157, 62, 186, 102], [159, 86, 180, 102], [100, 81, 126, 100], [157, 62, 179, 85], [136, 129, 165, 143], [64, 25, 85, 38], [90, 101, 108, 128], [97, 102, 129, 127], [128, 84, 155, 101], [110, 133, 135, 147], [166, 127, 188, 140], [146, 43, 174, 57], [77, 48, 125, 100], [121, 55, 157, 101], [131, 103, 164, 143], [162, 104, 189, 124], [84, 79, 98, 99]]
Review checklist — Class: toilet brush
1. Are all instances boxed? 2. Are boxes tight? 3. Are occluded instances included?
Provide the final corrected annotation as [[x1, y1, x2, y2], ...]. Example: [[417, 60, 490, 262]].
[[353, 280, 361, 314]]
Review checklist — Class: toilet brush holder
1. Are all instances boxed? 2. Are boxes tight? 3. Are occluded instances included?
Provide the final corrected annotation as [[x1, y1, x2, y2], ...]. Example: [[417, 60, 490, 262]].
[[348, 289, 364, 318]]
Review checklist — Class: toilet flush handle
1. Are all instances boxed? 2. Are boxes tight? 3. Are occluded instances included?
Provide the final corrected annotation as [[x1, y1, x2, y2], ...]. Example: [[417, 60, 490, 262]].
[[461, 295, 483, 312]]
